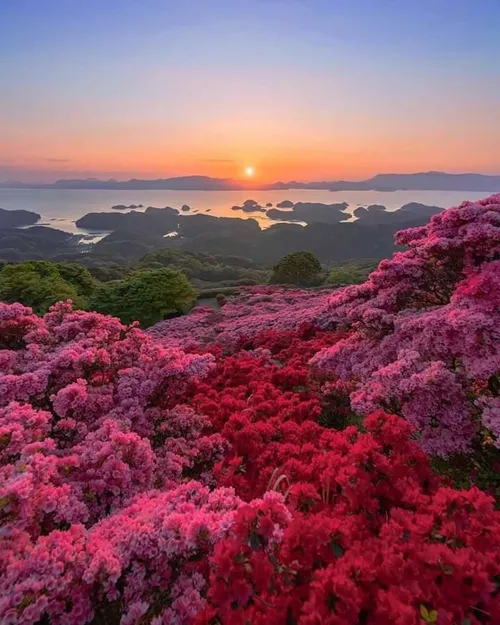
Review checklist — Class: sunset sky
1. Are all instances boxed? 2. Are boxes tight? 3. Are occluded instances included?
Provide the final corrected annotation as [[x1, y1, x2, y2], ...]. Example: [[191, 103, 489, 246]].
[[1, 0, 499, 183]]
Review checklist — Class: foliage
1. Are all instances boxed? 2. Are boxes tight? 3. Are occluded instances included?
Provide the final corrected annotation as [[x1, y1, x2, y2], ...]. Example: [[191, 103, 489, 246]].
[[89, 267, 196, 327], [54, 261, 96, 297], [139, 249, 270, 288], [0, 260, 94, 313], [326, 259, 378, 285], [270, 251, 324, 286], [69, 257, 133, 282]]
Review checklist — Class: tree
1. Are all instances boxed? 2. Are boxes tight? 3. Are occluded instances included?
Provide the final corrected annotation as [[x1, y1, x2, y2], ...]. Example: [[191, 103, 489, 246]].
[[89, 268, 196, 326], [270, 250, 323, 286], [0, 261, 93, 313]]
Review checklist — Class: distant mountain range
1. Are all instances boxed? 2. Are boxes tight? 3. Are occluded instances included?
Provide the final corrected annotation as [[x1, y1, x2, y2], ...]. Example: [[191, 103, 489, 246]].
[[1, 171, 500, 192]]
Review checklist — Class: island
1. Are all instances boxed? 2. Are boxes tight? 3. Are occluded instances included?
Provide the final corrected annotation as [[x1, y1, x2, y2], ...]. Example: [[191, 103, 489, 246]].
[[0, 207, 41, 228]]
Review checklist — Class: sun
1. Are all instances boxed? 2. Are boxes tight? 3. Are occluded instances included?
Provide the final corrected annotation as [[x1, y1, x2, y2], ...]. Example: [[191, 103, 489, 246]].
[[244, 166, 255, 177]]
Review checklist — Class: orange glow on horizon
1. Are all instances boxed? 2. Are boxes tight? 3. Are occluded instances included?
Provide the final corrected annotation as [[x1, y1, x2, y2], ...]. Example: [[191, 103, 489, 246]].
[[2, 9, 499, 187], [2, 123, 499, 184]]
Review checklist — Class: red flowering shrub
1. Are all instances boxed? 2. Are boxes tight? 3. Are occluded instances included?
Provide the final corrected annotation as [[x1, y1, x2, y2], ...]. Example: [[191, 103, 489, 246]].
[[200, 414, 500, 625], [179, 327, 344, 500]]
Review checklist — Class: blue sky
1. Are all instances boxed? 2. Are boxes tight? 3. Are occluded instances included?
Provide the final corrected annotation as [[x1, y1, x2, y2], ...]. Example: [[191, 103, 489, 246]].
[[1, 0, 499, 181]]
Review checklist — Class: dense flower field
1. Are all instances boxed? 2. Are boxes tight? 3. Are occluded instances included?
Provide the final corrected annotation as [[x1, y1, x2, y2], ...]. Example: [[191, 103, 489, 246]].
[[149, 286, 334, 349], [1, 194, 499, 624]]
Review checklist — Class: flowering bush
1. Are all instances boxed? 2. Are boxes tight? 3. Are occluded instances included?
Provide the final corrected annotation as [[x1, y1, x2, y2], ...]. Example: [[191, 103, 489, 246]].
[[314, 194, 500, 456], [149, 286, 334, 349], [200, 414, 500, 625], [182, 327, 344, 500], [0, 302, 231, 624], [1, 482, 243, 625]]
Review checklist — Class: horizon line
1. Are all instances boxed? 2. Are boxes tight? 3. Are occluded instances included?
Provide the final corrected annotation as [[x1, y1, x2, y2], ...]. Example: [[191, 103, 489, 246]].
[[2, 169, 500, 187]]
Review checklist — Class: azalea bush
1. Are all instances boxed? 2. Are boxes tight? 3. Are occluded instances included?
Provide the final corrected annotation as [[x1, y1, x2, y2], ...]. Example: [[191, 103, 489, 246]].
[[149, 286, 334, 349], [0, 302, 230, 624], [199, 414, 500, 625], [314, 194, 500, 456], [1, 481, 244, 625], [183, 326, 345, 500]]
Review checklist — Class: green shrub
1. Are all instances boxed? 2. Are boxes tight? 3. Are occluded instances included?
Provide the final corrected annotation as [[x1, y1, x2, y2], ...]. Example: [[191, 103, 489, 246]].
[[89, 268, 196, 327], [0, 261, 94, 313]]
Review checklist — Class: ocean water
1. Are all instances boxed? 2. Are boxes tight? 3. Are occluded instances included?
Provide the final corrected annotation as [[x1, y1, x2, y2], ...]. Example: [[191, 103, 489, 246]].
[[0, 188, 489, 235]]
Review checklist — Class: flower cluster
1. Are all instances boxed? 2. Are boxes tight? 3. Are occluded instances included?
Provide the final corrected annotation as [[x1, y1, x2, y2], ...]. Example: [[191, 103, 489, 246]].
[[149, 286, 334, 349], [1, 482, 243, 625], [0, 302, 231, 624], [314, 194, 500, 455], [181, 326, 343, 500], [200, 414, 500, 625]]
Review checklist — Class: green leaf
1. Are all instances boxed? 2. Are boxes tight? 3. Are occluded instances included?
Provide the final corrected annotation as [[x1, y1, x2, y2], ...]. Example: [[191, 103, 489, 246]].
[[419, 605, 430, 621], [419, 605, 438, 623]]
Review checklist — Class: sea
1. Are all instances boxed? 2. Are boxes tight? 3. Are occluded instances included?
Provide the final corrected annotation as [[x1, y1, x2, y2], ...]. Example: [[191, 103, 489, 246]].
[[0, 188, 489, 236]]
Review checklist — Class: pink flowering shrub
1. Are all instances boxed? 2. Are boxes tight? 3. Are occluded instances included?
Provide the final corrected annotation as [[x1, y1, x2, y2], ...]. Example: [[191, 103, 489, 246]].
[[1, 482, 243, 625], [83, 483, 243, 625], [314, 194, 500, 456], [0, 302, 234, 624], [149, 286, 334, 349], [0, 302, 222, 533]]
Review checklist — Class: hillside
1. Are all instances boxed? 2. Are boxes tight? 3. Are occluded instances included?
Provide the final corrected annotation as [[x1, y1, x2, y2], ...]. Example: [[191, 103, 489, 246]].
[[1, 194, 499, 625]]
